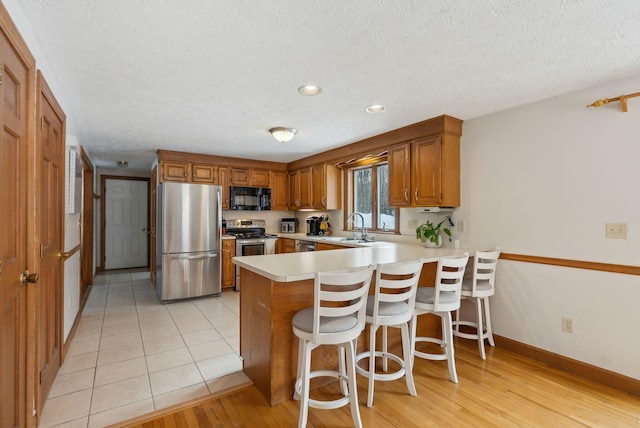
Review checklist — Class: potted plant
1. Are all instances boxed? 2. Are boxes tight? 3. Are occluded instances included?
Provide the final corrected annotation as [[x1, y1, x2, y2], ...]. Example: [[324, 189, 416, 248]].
[[416, 220, 451, 248]]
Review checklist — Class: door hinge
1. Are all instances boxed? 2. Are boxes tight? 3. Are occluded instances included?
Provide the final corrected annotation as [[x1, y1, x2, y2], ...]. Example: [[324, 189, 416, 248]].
[[0, 66, 3, 85], [40, 244, 44, 258], [39, 371, 43, 385], [0, 260, 3, 278], [440, 192, 443, 200], [40, 116, 45, 131]]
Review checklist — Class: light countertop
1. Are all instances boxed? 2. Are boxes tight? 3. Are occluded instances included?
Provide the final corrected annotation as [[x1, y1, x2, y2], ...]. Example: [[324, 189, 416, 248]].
[[232, 242, 472, 282]]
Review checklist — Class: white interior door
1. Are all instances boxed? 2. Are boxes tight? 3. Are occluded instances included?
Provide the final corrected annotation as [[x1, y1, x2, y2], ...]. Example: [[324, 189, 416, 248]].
[[105, 179, 148, 270]]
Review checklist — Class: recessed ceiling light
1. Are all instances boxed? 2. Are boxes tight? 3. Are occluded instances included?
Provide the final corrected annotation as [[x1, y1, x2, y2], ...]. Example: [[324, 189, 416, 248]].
[[298, 85, 322, 96], [366, 104, 386, 113]]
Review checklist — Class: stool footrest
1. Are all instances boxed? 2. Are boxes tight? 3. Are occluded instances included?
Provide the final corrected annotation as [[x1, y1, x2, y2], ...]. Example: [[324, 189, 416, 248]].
[[452, 320, 489, 340], [414, 337, 448, 361], [355, 351, 406, 382], [294, 369, 352, 410]]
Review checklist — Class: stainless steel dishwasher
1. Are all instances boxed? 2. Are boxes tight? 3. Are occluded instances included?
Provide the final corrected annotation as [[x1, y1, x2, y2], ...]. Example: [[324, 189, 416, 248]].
[[296, 240, 317, 252]]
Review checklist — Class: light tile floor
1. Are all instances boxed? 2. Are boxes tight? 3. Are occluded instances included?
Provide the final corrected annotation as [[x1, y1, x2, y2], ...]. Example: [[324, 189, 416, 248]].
[[39, 269, 248, 428]]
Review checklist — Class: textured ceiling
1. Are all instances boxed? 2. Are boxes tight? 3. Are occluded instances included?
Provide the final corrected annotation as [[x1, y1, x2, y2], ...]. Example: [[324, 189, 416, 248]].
[[16, 0, 640, 169]]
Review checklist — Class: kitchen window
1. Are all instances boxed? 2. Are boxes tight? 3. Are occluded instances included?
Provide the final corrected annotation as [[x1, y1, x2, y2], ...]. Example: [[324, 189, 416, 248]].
[[347, 160, 398, 233]]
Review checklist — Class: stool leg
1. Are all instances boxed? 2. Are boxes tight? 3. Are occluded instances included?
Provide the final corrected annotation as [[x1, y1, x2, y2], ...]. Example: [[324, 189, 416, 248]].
[[401, 321, 417, 396], [345, 339, 363, 428], [294, 338, 303, 400], [475, 297, 486, 360], [367, 324, 378, 407], [410, 314, 418, 369], [484, 297, 495, 347], [338, 345, 348, 396], [298, 340, 312, 428], [444, 312, 458, 383], [382, 325, 389, 372]]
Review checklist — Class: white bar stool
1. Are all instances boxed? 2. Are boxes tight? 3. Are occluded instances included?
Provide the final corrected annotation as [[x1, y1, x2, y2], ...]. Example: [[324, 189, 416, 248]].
[[411, 254, 468, 384], [292, 265, 374, 428], [355, 259, 423, 407], [453, 248, 500, 360]]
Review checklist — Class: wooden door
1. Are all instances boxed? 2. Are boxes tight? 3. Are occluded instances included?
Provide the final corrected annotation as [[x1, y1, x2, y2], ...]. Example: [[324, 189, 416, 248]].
[[221, 240, 235, 289], [103, 178, 149, 270], [0, 12, 34, 427], [411, 136, 442, 206], [388, 142, 411, 206], [35, 71, 65, 415], [150, 167, 157, 285], [80, 148, 94, 297]]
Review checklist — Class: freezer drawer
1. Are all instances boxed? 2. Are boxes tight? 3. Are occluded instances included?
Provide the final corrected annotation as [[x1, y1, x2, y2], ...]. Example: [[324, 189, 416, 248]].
[[157, 251, 221, 301]]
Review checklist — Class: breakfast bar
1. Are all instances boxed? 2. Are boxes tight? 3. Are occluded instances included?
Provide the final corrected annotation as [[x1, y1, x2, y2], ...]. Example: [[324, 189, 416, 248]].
[[233, 244, 471, 406]]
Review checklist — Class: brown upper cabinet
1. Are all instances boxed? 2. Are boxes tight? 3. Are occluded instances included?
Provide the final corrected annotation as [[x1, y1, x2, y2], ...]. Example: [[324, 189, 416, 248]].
[[312, 163, 341, 210], [388, 132, 460, 207], [270, 171, 288, 211], [230, 167, 270, 187], [160, 160, 217, 184], [288, 167, 313, 210], [218, 167, 229, 209]]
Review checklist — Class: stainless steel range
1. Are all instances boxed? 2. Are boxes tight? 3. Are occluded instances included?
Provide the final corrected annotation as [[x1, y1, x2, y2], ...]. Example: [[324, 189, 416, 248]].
[[226, 219, 278, 290]]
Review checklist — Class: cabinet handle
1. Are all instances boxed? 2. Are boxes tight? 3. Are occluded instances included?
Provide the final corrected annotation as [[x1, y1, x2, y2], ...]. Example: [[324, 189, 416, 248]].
[[404, 189, 409, 201], [322, 196, 326, 207], [415, 189, 419, 201]]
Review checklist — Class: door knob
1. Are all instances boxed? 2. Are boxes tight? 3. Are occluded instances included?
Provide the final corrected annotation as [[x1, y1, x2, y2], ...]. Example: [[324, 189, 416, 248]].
[[57, 251, 70, 260], [20, 270, 39, 284]]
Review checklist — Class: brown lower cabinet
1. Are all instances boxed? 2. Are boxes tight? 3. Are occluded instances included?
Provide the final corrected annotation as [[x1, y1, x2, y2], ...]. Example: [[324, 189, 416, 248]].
[[278, 238, 296, 253], [315, 242, 345, 251], [222, 239, 236, 289]]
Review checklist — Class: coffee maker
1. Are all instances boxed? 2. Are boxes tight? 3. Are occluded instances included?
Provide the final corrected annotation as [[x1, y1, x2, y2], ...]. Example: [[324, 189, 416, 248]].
[[306, 216, 321, 236]]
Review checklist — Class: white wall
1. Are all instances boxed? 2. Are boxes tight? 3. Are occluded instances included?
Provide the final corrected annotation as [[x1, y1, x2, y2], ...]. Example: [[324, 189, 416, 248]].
[[457, 73, 640, 379]]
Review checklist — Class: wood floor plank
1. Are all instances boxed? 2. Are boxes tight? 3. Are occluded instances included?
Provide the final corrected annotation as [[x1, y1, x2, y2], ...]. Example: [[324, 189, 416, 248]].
[[121, 340, 640, 427]]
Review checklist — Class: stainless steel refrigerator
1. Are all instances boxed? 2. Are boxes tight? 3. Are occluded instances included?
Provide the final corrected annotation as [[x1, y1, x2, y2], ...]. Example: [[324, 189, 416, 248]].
[[156, 182, 222, 301]]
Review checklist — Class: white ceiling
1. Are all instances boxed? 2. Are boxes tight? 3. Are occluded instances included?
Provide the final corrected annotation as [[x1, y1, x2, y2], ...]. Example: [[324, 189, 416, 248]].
[[16, 0, 640, 169]]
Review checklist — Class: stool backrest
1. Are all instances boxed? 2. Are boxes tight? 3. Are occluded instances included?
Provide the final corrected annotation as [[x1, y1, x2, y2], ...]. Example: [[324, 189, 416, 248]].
[[433, 254, 469, 310], [371, 259, 424, 322], [469, 247, 500, 295], [313, 265, 375, 343]]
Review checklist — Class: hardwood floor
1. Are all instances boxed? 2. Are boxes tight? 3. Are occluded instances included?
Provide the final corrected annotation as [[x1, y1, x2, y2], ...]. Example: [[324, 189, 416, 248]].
[[118, 339, 640, 427]]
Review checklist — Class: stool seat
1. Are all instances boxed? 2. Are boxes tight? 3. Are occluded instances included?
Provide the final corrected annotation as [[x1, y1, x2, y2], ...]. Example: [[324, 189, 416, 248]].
[[355, 260, 423, 408], [292, 265, 374, 428]]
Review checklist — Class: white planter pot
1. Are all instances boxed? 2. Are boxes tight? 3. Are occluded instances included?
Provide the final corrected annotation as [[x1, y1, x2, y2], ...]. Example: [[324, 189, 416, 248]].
[[424, 236, 442, 248]]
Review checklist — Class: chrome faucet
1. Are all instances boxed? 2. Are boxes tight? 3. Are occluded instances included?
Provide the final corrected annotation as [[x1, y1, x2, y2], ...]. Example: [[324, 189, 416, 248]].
[[346, 212, 368, 241]]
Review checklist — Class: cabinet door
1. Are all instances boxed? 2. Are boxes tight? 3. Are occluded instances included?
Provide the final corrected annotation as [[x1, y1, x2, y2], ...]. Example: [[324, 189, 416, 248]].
[[251, 169, 270, 187], [161, 161, 190, 182], [270, 171, 288, 210], [218, 167, 229, 209], [298, 167, 313, 209], [411, 136, 442, 206], [316, 242, 344, 251], [222, 240, 236, 289], [192, 164, 216, 183], [288, 172, 299, 210], [388, 143, 411, 206], [230, 167, 250, 185], [279, 238, 296, 253], [312, 163, 326, 209]]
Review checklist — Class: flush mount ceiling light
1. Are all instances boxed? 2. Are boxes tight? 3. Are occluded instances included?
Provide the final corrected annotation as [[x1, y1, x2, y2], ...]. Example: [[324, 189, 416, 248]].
[[117, 160, 128, 168], [298, 85, 322, 96], [366, 104, 386, 113], [269, 127, 297, 143]]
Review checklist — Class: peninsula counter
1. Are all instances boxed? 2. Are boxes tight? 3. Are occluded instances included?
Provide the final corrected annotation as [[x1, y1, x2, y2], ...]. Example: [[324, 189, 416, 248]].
[[233, 244, 471, 405]]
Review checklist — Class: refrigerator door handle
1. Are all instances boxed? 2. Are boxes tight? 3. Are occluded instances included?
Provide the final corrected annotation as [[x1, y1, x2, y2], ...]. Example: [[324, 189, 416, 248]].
[[172, 253, 219, 260]]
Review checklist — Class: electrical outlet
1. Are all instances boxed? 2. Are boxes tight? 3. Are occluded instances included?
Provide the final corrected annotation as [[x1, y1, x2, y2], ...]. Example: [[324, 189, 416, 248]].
[[458, 220, 465, 232], [605, 223, 627, 239], [562, 316, 574, 333], [409, 219, 418, 229]]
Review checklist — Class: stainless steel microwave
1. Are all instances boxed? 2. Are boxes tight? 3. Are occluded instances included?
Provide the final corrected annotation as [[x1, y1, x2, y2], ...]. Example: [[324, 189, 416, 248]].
[[230, 186, 271, 210]]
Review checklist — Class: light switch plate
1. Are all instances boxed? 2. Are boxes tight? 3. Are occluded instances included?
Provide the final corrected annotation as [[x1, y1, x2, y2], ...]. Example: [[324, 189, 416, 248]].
[[605, 223, 627, 239]]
